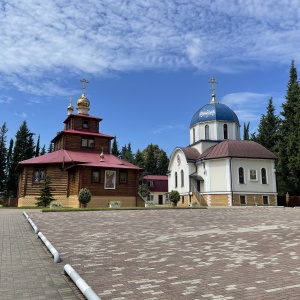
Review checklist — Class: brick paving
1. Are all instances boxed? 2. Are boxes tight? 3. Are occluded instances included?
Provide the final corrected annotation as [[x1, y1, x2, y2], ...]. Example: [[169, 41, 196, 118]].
[[24, 207, 300, 300], [0, 209, 83, 300]]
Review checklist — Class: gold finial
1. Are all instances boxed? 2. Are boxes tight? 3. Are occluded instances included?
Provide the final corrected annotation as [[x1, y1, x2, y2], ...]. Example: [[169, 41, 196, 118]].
[[100, 147, 105, 162], [67, 95, 74, 115], [80, 78, 89, 95], [208, 76, 219, 104]]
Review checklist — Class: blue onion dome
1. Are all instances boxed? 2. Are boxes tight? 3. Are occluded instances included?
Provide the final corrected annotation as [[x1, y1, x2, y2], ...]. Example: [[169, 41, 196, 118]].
[[190, 98, 240, 127]]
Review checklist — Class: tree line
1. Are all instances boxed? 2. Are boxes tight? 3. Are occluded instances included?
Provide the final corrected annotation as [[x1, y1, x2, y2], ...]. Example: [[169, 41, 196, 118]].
[[0, 120, 170, 199], [243, 60, 300, 196]]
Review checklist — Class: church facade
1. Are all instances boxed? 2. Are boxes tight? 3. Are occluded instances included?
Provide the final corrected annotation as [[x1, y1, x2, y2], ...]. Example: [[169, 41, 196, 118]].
[[168, 78, 277, 207], [17, 80, 142, 208]]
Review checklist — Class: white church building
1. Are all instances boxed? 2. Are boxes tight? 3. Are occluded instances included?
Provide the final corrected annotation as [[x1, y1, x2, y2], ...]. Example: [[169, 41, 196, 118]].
[[168, 78, 277, 207]]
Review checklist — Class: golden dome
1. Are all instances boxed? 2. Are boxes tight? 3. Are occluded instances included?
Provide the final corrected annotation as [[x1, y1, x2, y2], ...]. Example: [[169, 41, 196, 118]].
[[76, 94, 90, 109]]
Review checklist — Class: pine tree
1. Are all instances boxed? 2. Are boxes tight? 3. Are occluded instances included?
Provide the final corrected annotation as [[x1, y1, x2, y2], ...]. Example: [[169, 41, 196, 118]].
[[7, 121, 35, 197], [243, 122, 250, 140], [40, 145, 46, 155], [0, 123, 8, 193], [157, 150, 169, 175], [48, 142, 53, 153], [135, 149, 145, 168], [5, 139, 14, 198], [277, 60, 300, 195], [255, 98, 280, 153], [35, 135, 40, 157], [144, 144, 157, 174], [120, 143, 135, 163], [35, 175, 55, 207], [111, 136, 120, 157]]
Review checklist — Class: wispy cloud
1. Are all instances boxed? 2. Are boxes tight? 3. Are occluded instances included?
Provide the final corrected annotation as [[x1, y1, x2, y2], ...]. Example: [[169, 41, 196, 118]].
[[153, 124, 185, 134], [1, 1, 300, 95], [14, 112, 27, 118], [221, 92, 271, 127], [0, 95, 13, 103]]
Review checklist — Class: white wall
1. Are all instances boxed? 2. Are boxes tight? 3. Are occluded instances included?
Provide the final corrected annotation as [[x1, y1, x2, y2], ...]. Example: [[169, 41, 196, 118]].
[[231, 158, 276, 193]]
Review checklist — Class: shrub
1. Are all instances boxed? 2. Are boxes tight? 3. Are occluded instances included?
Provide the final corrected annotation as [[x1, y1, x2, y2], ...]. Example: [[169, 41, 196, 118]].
[[78, 188, 92, 204], [169, 190, 180, 204]]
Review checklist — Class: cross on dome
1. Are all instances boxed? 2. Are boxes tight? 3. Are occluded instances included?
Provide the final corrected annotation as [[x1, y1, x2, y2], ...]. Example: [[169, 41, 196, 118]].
[[208, 76, 218, 104]]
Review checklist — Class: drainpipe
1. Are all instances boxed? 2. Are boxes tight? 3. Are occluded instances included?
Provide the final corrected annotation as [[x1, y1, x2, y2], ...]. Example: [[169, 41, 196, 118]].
[[229, 157, 233, 206]]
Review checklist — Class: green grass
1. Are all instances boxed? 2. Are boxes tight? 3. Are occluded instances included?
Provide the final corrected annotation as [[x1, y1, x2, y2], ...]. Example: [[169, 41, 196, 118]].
[[40, 206, 207, 212]]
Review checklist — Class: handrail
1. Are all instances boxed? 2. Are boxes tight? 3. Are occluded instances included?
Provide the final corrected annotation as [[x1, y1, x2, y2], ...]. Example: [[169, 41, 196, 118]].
[[38, 232, 61, 263], [64, 264, 101, 300]]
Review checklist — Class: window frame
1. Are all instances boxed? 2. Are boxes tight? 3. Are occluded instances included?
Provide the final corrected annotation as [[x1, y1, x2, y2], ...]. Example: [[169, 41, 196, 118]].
[[119, 171, 127, 184], [249, 169, 258, 181], [223, 124, 228, 139], [240, 195, 246, 205], [81, 137, 95, 148], [33, 168, 46, 183], [91, 170, 100, 183], [83, 119, 89, 129], [175, 171, 178, 188], [238, 167, 245, 184], [205, 125, 209, 140], [263, 195, 269, 205], [181, 170, 184, 187], [261, 168, 267, 184]]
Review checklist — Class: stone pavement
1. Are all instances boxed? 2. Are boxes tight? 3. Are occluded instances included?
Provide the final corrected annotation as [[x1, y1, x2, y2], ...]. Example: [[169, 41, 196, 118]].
[[26, 207, 300, 300], [0, 209, 83, 300]]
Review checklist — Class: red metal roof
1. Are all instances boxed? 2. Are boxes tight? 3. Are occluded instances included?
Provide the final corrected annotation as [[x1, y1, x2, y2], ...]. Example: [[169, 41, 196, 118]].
[[18, 150, 142, 170], [63, 114, 103, 124], [143, 175, 168, 192], [199, 140, 276, 160], [52, 130, 114, 142]]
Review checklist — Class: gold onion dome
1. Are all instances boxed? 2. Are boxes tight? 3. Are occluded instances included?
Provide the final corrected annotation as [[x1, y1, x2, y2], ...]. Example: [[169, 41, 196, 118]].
[[76, 94, 90, 109], [67, 102, 74, 111]]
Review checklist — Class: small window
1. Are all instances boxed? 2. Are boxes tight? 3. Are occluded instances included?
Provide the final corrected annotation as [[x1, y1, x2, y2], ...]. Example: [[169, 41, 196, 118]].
[[205, 125, 209, 140], [92, 171, 99, 183], [82, 138, 94, 148], [263, 195, 269, 205], [147, 195, 154, 201], [223, 124, 228, 139], [148, 181, 154, 187], [83, 119, 89, 129], [239, 167, 245, 184], [120, 172, 127, 183], [261, 168, 267, 184], [181, 196, 184, 204], [175, 172, 178, 188], [33, 168, 46, 183], [240, 195, 246, 205], [249, 169, 257, 181], [181, 170, 184, 187]]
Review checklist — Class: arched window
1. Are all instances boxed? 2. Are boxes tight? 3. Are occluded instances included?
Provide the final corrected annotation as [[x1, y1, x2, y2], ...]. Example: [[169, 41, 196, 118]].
[[193, 128, 195, 143], [239, 167, 245, 184], [181, 170, 184, 187], [205, 125, 209, 140], [223, 124, 228, 139], [175, 172, 178, 188], [261, 168, 267, 184]]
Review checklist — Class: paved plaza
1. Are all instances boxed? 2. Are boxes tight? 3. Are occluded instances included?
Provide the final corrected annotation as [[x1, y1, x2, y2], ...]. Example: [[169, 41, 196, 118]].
[[23, 207, 300, 300]]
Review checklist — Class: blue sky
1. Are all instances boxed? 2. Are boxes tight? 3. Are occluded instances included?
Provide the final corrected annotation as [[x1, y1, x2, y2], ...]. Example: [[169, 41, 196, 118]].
[[0, 0, 299, 156]]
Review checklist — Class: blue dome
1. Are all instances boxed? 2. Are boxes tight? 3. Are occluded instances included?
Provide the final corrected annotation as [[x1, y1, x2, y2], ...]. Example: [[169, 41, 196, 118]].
[[190, 103, 240, 127]]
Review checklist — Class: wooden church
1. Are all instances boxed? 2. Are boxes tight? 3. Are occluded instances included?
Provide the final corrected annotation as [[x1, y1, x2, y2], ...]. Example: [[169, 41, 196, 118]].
[[17, 79, 142, 208]]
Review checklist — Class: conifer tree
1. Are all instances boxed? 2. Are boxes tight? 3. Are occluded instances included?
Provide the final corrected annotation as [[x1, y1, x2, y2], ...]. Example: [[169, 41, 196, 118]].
[[35, 175, 55, 207], [277, 60, 300, 195], [40, 145, 46, 156], [5, 139, 14, 197], [144, 144, 157, 174], [135, 149, 145, 169], [255, 98, 280, 154], [243, 122, 250, 140], [48, 142, 53, 153], [7, 121, 35, 197], [111, 136, 120, 157], [157, 149, 169, 175], [0, 123, 8, 193], [35, 135, 40, 157]]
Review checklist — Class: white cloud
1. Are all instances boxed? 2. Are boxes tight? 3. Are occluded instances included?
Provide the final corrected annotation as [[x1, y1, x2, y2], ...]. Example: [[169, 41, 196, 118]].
[[14, 112, 27, 118], [0, 95, 13, 103], [1, 0, 300, 95], [153, 124, 185, 134]]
